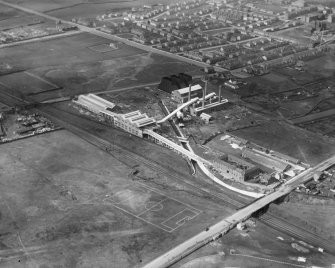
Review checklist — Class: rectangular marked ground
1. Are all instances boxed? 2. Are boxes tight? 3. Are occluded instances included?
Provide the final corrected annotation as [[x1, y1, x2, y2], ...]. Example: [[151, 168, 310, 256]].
[[88, 43, 118, 53], [104, 184, 167, 216], [161, 209, 200, 230], [139, 198, 201, 232]]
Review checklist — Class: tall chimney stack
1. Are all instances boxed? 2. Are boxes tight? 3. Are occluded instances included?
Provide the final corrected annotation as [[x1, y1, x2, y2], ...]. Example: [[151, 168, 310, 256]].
[[202, 84, 205, 109], [203, 80, 207, 108], [219, 85, 222, 103], [188, 83, 192, 102]]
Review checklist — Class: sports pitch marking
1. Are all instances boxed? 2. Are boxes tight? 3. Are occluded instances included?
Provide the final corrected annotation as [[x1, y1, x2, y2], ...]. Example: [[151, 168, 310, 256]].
[[87, 43, 118, 53], [103, 182, 201, 232]]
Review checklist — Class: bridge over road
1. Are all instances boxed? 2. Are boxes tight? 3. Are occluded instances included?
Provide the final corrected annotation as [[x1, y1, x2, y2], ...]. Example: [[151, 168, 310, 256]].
[[143, 155, 335, 268]]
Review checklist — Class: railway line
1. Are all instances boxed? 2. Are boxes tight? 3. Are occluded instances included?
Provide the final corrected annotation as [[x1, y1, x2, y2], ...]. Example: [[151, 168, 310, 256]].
[[37, 106, 244, 208], [0, 87, 333, 258], [260, 213, 335, 253], [37, 105, 335, 255]]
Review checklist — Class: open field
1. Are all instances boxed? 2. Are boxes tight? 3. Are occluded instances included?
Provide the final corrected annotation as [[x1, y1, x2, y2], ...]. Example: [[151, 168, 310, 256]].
[[4, 0, 180, 17], [275, 55, 335, 85], [0, 129, 234, 268], [297, 114, 335, 138], [0, 71, 59, 97], [0, 32, 201, 102], [230, 121, 335, 166], [242, 73, 298, 97], [304, 55, 335, 78], [0, 4, 45, 31], [276, 27, 312, 44]]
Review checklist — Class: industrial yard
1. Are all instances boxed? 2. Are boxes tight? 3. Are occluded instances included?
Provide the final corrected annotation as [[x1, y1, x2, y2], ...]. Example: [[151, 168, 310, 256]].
[[1, 0, 335, 267]]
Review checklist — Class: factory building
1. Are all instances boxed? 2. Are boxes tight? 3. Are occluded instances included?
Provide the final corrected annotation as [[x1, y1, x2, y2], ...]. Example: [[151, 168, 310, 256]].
[[212, 154, 259, 182], [158, 73, 192, 93], [73, 94, 115, 114], [189, 85, 229, 116], [114, 110, 156, 138], [242, 148, 290, 173], [171, 84, 202, 103], [74, 95, 156, 137]]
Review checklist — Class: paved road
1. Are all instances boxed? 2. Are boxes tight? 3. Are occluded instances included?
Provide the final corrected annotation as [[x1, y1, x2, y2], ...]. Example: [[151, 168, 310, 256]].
[[199, 36, 262, 52], [143, 155, 335, 268], [0, 0, 227, 72]]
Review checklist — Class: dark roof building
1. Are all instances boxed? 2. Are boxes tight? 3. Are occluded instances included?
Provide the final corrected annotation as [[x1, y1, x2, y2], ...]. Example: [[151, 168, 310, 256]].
[[158, 73, 192, 93]]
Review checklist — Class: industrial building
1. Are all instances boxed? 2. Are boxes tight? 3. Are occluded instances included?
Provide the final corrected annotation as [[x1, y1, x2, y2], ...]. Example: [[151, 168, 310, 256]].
[[212, 154, 260, 182], [73, 94, 116, 114], [158, 73, 192, 93], [73, 95, 156, 137], [171, 84, 202, 103], [190, 85, 229, 116], [114, 110, 156, 138], [242, 148, 290, 173]]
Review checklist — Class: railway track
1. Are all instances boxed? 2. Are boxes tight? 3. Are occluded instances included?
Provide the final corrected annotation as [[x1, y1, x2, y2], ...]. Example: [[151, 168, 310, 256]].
[[37, 107, 243, 208], [37, 105, 335, 255], [260, 213, 335, 253]]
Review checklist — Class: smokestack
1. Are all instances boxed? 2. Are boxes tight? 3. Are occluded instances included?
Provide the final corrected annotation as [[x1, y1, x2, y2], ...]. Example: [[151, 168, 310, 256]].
[[219, 85, 222, 103], [203, 80, 207, 108], [188, 83, 192, 102], [202, 87, 205, 108]]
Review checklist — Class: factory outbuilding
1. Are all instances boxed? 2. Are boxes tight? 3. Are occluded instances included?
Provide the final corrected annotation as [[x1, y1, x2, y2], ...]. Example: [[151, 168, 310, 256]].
[[200, 113, 212, 124], [171, 84, 202, 103]]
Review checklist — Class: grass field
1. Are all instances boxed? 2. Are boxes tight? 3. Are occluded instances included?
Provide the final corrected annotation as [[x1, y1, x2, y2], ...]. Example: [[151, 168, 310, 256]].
[[4, 0, 180, 17], [0, 129, 233, 267], [0, 71, 58, 96], [0, 4, 22, 20], [0, 3, 55, 31], [242, 73, 298, 96], [1, 32, 200, 102], [304, 55, 335, 78], [276, 27, 312, 44]]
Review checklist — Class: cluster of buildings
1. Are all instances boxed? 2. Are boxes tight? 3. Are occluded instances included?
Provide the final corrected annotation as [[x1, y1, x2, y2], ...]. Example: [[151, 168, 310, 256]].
[[73, 94, 157, 138], [0, 111, 56, 143], [71, 0, 335, 72], [166, 79, 228, 117], [201, 134, 308, 185]]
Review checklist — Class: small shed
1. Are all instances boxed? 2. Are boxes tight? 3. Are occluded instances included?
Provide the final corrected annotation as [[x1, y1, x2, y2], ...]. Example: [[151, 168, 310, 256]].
[[200, 113, 212, 124]]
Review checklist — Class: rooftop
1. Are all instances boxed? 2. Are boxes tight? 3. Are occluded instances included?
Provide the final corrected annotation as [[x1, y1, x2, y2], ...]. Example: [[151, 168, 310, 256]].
[[174, 84, 202, 95]]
